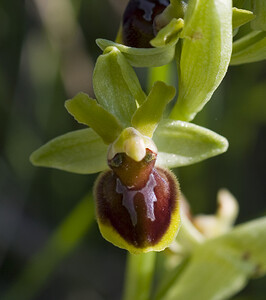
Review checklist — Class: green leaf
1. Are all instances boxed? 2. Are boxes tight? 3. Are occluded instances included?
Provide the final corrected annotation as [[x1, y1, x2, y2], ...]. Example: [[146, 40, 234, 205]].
[[170, 0, 232, 121], [96, 39, 176, 68], [161, 217, 266, 300], [30, 129, 108, 174], [230, 31, 266, 65], [65, 92, 123, 144], [131, 82, 176, 137], [251, 0, 266, 31], [93, 46, 142, 126], [153, 119, 228, 168], [150, 18, 184, 48], [232, 7, 255, 29]]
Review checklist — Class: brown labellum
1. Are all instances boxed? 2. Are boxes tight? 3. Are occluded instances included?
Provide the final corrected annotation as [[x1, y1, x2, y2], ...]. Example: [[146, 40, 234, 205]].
[[94, 148, 180, 253], [122, 0, 170, 48]]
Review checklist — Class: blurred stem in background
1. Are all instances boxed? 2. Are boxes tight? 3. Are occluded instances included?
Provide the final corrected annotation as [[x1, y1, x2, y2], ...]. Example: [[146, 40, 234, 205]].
[[2, 194, 95, 300], [33, 0, 93, 96], [1, 0, 96, 298]]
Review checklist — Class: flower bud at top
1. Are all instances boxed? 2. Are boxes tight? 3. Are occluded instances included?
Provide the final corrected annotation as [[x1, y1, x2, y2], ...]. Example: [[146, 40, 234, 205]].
[[122, 0, 170, 48]]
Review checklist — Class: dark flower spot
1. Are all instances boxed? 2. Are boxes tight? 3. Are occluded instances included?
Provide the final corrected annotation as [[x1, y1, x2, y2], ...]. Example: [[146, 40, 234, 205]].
[[122, 0, 170, 48]]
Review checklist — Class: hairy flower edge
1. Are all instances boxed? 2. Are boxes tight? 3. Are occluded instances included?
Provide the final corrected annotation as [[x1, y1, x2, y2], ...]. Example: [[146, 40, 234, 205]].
[[94, 166, 181, 254]]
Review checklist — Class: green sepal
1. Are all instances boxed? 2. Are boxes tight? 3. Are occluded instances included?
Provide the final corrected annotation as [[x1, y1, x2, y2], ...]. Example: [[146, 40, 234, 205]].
[[251, 0, 266, 31], [232, 7, 255, 29], [131, 82, 176, 137], [96, 39, 176, 68], [65, 93, 123, 144], [170, 0, 232, 121], [30, 129, 108, 174], [161, 217, 266, 300], [93, 46, 144, 126], [150, 18, 184, 48], [153, 119, 228, 168], [230, 31, 266, 65]]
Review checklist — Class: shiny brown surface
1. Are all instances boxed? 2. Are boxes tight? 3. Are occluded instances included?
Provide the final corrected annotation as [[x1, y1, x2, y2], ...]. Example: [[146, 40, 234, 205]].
[[122, 0, 170, 48], [95, 167, 179, 248]]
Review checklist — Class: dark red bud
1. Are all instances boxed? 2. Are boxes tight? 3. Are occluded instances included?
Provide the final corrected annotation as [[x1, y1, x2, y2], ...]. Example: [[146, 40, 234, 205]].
[[122, 0, 170, 48]]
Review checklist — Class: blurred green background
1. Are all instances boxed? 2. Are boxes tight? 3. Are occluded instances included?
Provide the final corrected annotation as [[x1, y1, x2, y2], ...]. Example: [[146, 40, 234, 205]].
[[0, 0, 265, 299]]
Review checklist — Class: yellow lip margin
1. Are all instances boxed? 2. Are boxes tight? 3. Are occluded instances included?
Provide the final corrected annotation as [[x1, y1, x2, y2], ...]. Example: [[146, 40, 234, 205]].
[[93, 168, 181, 254]]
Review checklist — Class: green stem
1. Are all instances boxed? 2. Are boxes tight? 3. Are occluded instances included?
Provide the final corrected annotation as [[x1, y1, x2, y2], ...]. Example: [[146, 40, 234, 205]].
[[122, 252, 156, 300], [154, 258, 189, 300]]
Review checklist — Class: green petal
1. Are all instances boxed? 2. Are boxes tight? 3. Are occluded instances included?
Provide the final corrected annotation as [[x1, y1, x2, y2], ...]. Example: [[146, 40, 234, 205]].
[[65, 93, 123, 144], [230, 31, 266, 65], [96, 39, 176, 68], [170, 0, 232, 121], [30, 129, 108, 174], [93, 46, 142, 126], [153, 119, 228, 168], [232, 7, 255, 29], [131, 82, 176, 137], [150, 18, 184, 48], [115, 24, 123, 44], [155, 1, 187, 29], [161, 217, 266, 300]]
